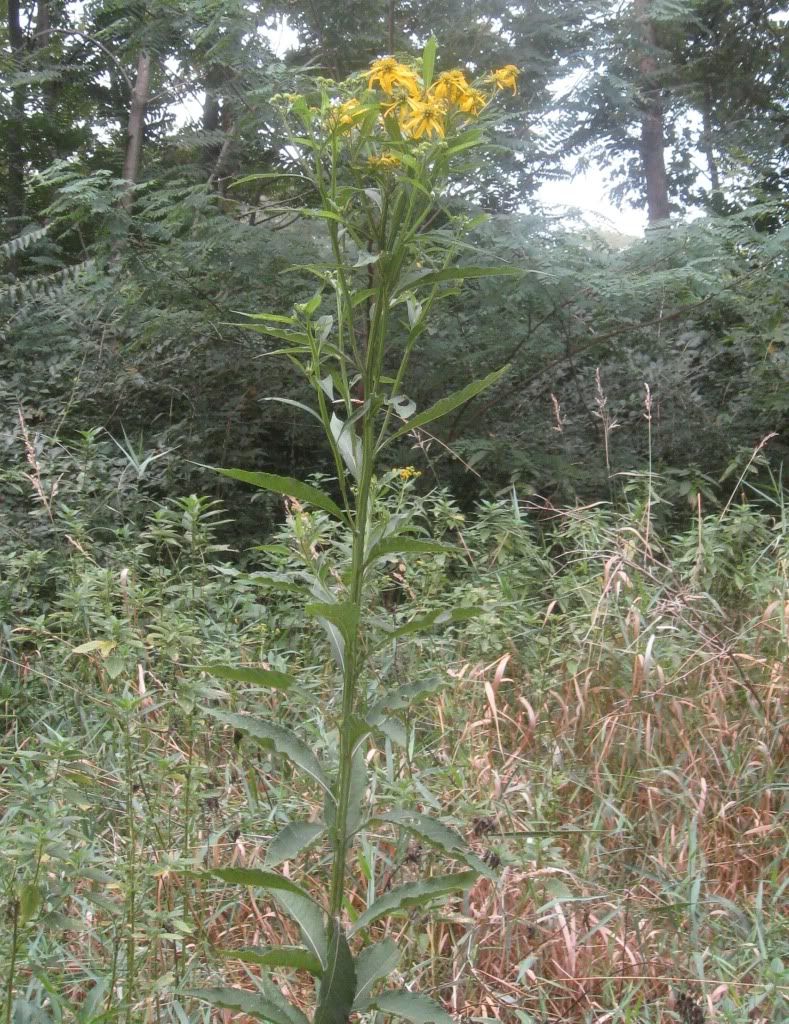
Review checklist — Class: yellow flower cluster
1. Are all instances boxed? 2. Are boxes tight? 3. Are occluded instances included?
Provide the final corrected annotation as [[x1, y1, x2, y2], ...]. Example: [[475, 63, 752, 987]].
[[363, 55, 519, 141], [368, 152, 401, 171], [398, 466, 421, 481], [327, 97, 365, 131]]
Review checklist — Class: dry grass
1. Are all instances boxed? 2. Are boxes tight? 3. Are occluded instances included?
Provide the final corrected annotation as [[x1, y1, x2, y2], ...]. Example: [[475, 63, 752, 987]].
[[1, 499, 786, 1024]]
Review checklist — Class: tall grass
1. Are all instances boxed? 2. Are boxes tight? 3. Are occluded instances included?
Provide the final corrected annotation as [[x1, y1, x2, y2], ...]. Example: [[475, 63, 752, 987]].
[[1, 441, 785, 1023]]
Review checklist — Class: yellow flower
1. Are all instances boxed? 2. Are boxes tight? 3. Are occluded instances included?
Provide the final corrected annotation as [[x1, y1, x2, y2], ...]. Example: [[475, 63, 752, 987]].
[[401, 93, 447, 140], [368, 152, 401, 171], [430, 69, 471, 105], [489, 64, 520, 93], [328, 98, 365, 130], [367, 56, 420, 97], [457, 87, 488, 116], [398, 466, 421, 480], [380, 92, 410, 127]]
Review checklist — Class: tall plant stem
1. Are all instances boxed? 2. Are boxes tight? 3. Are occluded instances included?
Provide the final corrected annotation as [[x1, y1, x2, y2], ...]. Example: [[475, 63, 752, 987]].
[[328, 412, 376, 920], [124, 712, 138, 1024], [4, 898, 19, 1024]]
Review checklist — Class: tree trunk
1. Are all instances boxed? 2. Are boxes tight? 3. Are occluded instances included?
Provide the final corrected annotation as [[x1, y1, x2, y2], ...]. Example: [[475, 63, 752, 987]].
[[634, 0, 670, 224], [34, 0, 51, 46], [6, 0, 27, 233], [700, 95, 721, 195], [120, 50, 152, 208], [388, 0, 396, 52]]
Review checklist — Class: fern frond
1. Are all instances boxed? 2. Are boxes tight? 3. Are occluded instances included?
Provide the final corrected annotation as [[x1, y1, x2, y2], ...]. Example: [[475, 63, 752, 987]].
[[1, 226, 49, 261], [1, 258, 96, 307]]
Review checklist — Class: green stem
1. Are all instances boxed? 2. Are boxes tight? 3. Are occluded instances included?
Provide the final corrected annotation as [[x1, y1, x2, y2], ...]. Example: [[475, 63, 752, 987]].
[[124, 712, 137, 1024], [327, 393, 376, 919], [4, 899, 19, 1024]]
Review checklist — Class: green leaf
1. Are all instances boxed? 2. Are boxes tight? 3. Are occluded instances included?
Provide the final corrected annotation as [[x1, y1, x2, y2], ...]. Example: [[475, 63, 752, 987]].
[[444, 131, 486, 157], [387, 367, 509, 442], [188, 988, 308, 1024], [71, 639, 117, 657], [272, 890, 328, 970], [352, 940, 401, 1010], [265, 822, 326, 868], [221, 946, 323, 976], [325, 739, 368, 835], [314, 919, 357, 1024], [380, 606, 482, 641], [201, 664, 294, 690], [367, 676, 449, 719], [19, 883, 42, 925], [305, 602, 360, 647], [366, 537, 456, 565], [398, 265, 521, 293], [206, 710, 332, 798], [367, 715, 408, 748], [235, 324, 312, 345], [214, 469, 346, 521], [260, 396, 325, 426], [330, 413, 362, 480], [371, 991, 453, 1024], [261, 974, 314, 1024], [422, 37, 438, 89], [230, 172, 311, 188], [208, 868, 312, 899], [373, 810, 493, 878], [350, 872, 477, 934]]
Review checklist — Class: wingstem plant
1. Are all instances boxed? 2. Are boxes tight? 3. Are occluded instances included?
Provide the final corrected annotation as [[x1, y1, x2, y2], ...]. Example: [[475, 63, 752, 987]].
[[191, 42, 522, 1024]]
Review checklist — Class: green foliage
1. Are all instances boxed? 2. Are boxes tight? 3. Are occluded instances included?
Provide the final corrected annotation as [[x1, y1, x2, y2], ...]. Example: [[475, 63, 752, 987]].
[[0, 456, 785, 1021]]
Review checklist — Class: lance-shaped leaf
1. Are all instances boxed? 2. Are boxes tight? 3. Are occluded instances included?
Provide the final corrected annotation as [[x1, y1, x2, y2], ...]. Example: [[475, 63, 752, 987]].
[[188, 988, 309, 1024], [349, 872, 476, 935], [214, 468, 346, 521], [366, 537, 456, 565], [379, 606, 482, 642], [421, 36, 438, 89], [325, 738, 368, 835], [206, 710, 332, 800], [201, 664, 294, 690], [397, 266, 521, 294], [314, 919, 356, 1024], [373, 810, 494, 879], [208, 867, 312, 899], [367, 676, 449, 721], [305, 601, 360, 649], [265, 821, 326, 868], [273, 889, 328, 969], [352, 940, 401, 1010], [221, 946, 323, 976], [371, 991, 453, 1024], [330, 413, 362, 480], [386, 366, 510, 443], [366, 714, 408, 748]]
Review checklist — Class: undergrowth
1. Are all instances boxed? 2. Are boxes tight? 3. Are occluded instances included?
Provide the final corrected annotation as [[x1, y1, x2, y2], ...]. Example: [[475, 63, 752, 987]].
[[0, 433, 786, 1024]]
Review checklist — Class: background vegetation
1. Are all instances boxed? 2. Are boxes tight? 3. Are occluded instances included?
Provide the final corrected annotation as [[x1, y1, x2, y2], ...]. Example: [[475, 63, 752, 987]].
[[1, 3, 787, 1024]]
